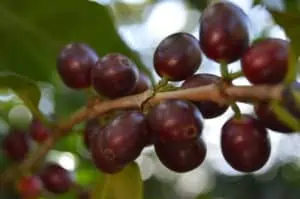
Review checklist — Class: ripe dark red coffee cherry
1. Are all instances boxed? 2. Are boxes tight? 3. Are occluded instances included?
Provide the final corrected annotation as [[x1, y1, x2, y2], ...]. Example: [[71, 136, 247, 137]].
[[199, 2, 249, 63], [254, 103, 293, 133], [147, 99, 203, 143], [83, 119, 101, 149], [57, 43, 99, 89], [155, 138, 206, 173], [91, 53, 139, 98], [221, 115, 271, 172], [39, 163, 73, 194], [129, 72, 152, 94], [91, 111, 148, 173], [78, 190, 90, 199], [29, 119, 50, 143], [17, 176, 42, 199], [182, 74, 229, 118], [242, 38, 289, 84], [153, 32, 202, 81], [2, 131, 30, 161], [91, 139, 125, 174], [282, 81, 300, 119]]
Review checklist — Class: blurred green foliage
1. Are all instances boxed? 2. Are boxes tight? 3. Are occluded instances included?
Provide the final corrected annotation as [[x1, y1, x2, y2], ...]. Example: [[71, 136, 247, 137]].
[[0, 0, 152, 119], [0, 0, 149, 82], [97, 163, 143, 199], [0, 73, 45, 123], [188, 0, 208, 10]]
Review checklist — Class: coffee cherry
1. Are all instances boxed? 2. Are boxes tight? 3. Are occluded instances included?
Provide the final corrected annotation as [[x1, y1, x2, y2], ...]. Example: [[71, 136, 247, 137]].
[[199, 2, 249, 63], [2, 130, 30, 161], [153, 32, 202, 81], [29, 119, 50, 143], [39, 163, 73, 194], [155, 138, 206, 172], [91, 111, 148, 173], [78, 190, 90, 199], [282, 81, 300, 119], [254, 103, 293, 133], [83, 119, 101, 149], [91, 140, 125, 174], [147, 99, 203, 143], [129, 72, 152, 94], [57, 43, 99, 89], [91, 53, 139, 98], [221, 115, 271, 172], [103, 111, 148, 161], [242, 38, 288, 84], [17, 176, 42, 199], [182, 74, 229, 118]]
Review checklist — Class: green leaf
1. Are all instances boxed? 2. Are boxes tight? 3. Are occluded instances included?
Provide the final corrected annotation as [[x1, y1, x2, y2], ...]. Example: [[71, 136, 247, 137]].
[[95, 162, 143, 199], [0, 72, 46, 123], [91, 173, 106, 199], [74, 157, 103, 187], [0, 151, 12, 172], [0, 73, 39, 109], [284, 47, 298, 84], [0, 189, 19, 199], [76, 168, 100, 186], [54, 88, 87, 119], [292, 90, 300, 108], [253, 0, 261, 5], [0, 0, 154, 118], [269, 10, 300, 81], [0, 0, 152, 82], [285, 0, 300, 13], [48, 190, 77, 199], [54, 132, 82, 154], [281, 162, 300, 187], [196, 193, 213, 199], [188, 0, 208, 10]]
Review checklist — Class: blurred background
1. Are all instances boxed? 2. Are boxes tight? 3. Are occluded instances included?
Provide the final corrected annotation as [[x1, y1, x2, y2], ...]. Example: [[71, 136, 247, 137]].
[[1, 0, 300, 198]]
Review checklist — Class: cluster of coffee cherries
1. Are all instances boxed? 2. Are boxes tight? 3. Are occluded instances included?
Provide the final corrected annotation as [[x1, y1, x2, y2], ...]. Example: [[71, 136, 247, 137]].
[[74, 2, 294, 175], [2, 1, 300, 198], [1, 120, 90, 199]]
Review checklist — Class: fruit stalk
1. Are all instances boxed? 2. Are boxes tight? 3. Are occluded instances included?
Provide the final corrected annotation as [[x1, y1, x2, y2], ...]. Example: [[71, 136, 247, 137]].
[[0, 83, 284, 186]]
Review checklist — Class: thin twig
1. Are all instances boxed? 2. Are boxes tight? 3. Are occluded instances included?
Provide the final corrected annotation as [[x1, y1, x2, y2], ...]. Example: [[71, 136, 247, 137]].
[[0, 84, 284, 187]]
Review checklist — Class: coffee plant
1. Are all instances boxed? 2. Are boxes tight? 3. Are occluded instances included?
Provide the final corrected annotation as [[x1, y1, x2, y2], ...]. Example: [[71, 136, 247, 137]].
[[1, 0, 300, 199]]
